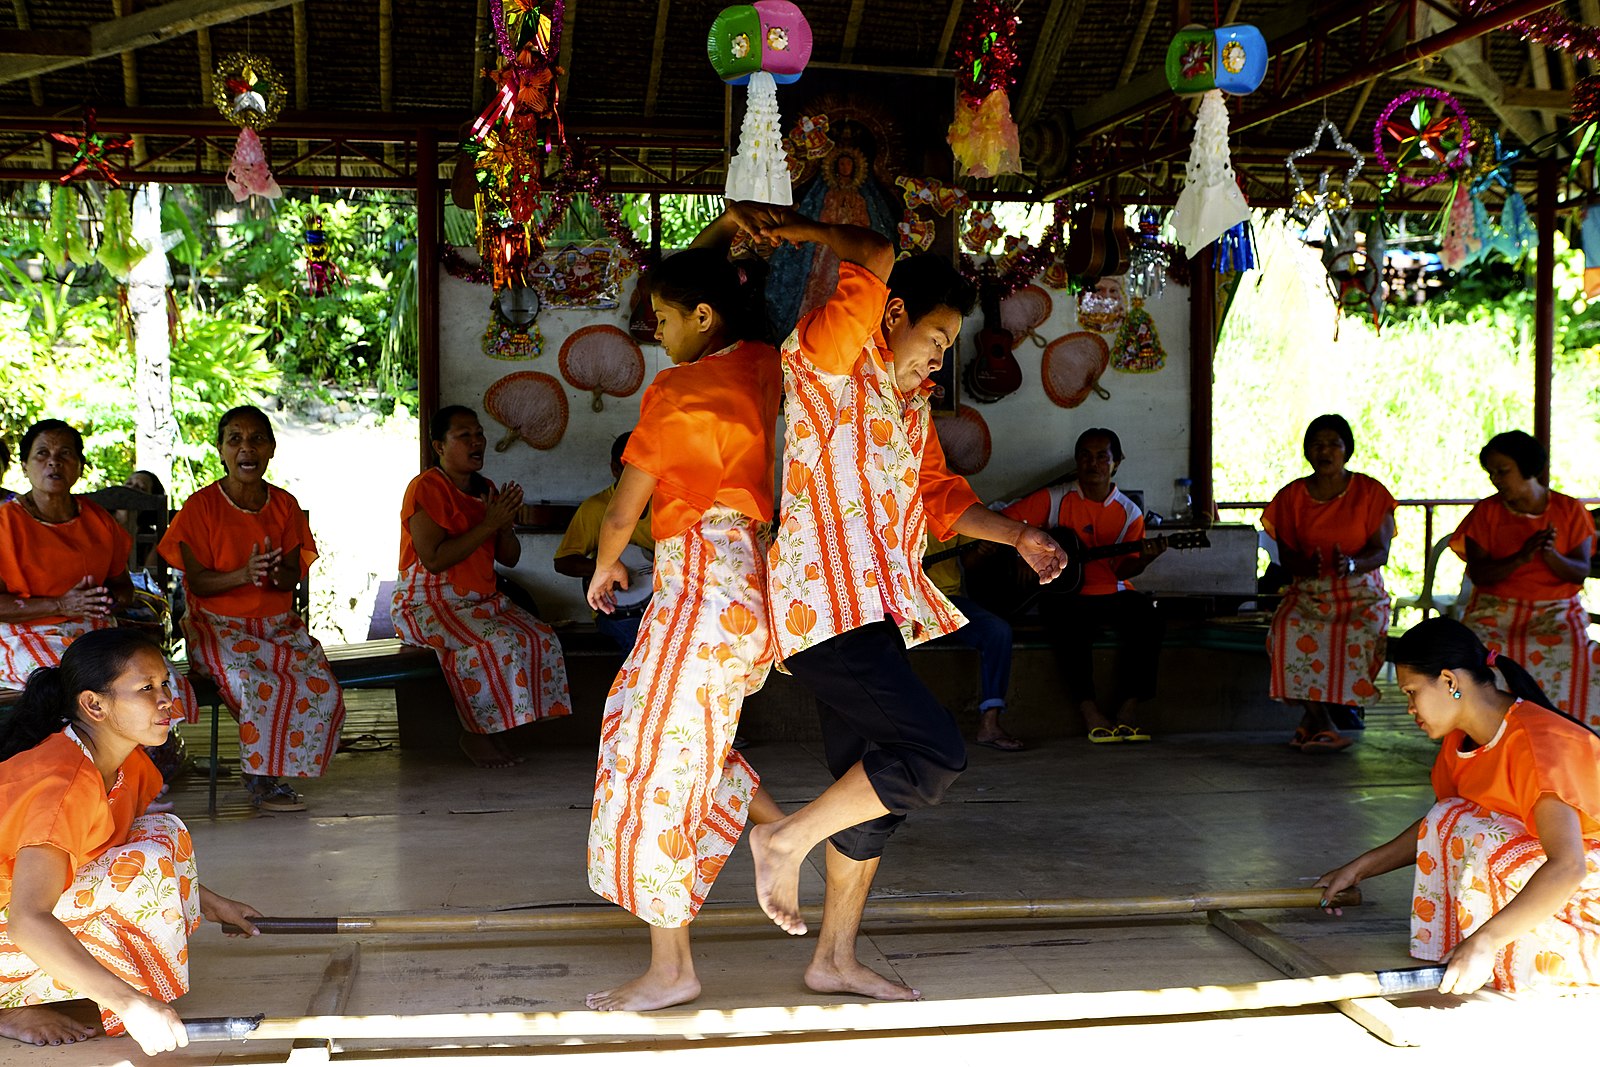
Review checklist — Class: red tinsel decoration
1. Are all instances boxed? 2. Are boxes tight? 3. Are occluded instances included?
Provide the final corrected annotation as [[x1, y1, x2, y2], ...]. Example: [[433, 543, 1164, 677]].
[[1575, 75, 1600, 126], [951, 0, 1021, 101], [1463, 0, 1600, 62], [957, 203, 1069, 299]]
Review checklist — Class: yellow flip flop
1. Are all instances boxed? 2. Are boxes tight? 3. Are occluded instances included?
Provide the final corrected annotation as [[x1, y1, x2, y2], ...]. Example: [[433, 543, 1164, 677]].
[[1088, 727, 1122, 744], [1113, 724, 1152, 743]]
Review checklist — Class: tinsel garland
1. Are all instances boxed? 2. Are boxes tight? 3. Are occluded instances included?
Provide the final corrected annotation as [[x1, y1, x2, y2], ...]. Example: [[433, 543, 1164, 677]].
[[1462, 0, 1600, 62], [957, 201, 1068, 297], [492, 0, 564, 64], [1575, 75, 1600, 126], [951, 0, 1021, 99]]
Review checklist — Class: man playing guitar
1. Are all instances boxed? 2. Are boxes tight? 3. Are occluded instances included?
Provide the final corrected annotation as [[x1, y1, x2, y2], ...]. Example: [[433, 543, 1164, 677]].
[[1002, 428, 1167, 744]]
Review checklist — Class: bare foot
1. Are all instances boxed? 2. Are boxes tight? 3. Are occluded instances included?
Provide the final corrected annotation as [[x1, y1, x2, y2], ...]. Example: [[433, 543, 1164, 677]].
[[748, 822, 808, 935], [458, 732, 516, 768], [0, 1004, 102, 1047], [584, 968, 702, 1012], [805, 957, 921, 1001]]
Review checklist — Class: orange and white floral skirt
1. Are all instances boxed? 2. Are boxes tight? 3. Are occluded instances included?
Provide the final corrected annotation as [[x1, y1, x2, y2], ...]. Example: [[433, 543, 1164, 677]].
[[1268, 571, 1390, 706], [0, 616, 199, 723], [1411, 797, 1600, 991], [1460, 592, 1600, 729], [588, 509, 775, 928]]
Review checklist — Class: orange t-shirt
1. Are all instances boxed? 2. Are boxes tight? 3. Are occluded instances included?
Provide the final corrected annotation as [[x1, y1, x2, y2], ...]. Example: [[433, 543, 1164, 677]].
[[1449, 492, 1594, 601], [0, 729, 163, 907], [397, 468, 499, 597], [0, 497, 132, 625], [1004, 484, 1143, 596], [158, 482, 317, 618], [623, 340, 782, 540], [1261, 472, 1397, 559], [1431, 700, 1600, 838]]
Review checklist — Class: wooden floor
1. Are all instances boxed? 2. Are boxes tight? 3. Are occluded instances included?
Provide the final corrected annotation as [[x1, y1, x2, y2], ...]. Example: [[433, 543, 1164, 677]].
[[22, 690, 1597, 1064]]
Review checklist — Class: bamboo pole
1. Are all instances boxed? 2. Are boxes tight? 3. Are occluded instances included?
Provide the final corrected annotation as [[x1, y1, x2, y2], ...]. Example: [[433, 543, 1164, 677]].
[[184, 965, 1443, 1043], [228, 887, 1360, 936]]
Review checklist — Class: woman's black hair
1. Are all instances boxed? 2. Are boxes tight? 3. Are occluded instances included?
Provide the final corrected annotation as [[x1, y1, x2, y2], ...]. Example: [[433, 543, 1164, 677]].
[[428, 405, 490, 497], [1302, 413, 1355, 462], [19, 419, 85, 464], [1075, 427, 1125, 463], [216, 405, 276, 447], [887, 253, 978, 327], [647, 247, 772, 344], [129, 469, 166, 498], [1388, 617, 1598, 735], [1479, 430, 1546, 481], [0, 629, 164, 762]]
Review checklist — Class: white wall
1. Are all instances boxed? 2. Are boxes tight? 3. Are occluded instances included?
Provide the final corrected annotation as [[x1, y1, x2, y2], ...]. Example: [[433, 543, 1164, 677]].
[[437, 261, 1194, 622]]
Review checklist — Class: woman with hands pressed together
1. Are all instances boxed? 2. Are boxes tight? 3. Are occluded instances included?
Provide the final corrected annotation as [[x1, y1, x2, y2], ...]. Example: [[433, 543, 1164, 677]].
[[1451, 431, 1598, 727], [392, 406, 570, 768], [0, 629, 261, 1056], [1317, 618, 1600, 995], [159, 406, 344, 812]]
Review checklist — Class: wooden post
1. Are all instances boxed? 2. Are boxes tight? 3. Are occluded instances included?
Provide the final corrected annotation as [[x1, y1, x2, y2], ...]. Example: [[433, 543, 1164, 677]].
[[1534, 156, 1555, 454], [416, 130, 441, 470], [1189, 245, 1216, 519]]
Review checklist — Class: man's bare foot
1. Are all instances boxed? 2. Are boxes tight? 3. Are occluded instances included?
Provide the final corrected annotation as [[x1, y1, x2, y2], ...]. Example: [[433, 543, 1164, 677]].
[[805, 957, 921, 1001], [748, 822, 808, 935], [0, 1004, 102, 1047], [584, 968, 702, 1012], [458, 732, 517, 768]]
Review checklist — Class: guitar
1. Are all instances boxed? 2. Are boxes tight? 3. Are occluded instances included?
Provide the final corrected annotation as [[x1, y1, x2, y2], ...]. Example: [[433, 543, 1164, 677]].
[[1062, 196, 1109, 280], [1101, 195, 1132, 278], [954, 527, 1211, 619], [963, 264, 1023, 403]]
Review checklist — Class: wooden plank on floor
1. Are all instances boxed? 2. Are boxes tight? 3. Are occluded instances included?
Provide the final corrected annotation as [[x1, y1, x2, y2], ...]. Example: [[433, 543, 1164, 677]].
[[286, 944, 361, 1064], [1207, 910, 1419, 1047]]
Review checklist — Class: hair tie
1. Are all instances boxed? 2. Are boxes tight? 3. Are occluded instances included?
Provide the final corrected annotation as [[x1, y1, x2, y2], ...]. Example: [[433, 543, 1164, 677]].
[[735, 266, 749, 286], [1485, 648, 1499, 668]]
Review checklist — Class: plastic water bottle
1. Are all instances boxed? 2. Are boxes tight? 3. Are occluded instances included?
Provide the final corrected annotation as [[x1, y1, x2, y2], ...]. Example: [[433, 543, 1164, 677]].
[[1170, 478, 1194, 525]]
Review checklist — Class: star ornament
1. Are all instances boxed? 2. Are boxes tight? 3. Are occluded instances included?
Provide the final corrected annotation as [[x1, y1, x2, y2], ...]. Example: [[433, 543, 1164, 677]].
[[1285, 116, 1364, 226], [1373, 88, 1472, 189], [50, 109, 130, 185]]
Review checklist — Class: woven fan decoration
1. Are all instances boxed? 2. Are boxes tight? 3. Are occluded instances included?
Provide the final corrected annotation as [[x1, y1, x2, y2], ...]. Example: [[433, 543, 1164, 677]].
[[1041, 332, 1111, 409], [999, 284, 1052, 348], [558, 325, 646, 412], [934, 405, 993, 475], [484, 371, 569, 450]]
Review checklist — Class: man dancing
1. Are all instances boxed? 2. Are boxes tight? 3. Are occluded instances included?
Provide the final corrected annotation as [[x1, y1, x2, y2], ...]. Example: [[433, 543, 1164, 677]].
[[748, 209, 1067, 999]]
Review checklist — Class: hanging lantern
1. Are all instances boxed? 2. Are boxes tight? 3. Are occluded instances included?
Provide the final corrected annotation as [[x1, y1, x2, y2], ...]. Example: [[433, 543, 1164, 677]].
[[709, 1, 814, 204], [1166, 23, 1267, 96]]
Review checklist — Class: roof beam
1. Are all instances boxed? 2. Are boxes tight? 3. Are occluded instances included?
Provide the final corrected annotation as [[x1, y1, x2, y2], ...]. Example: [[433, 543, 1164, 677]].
[[643, 0, 671, 117], [1116, 0, 1159, 87], [0, 0, 300, 86], [8, 0, 47, 106], [840, 0, 867, 64], [1014, 0, 1090, 130], [935, 0, 963, 68]]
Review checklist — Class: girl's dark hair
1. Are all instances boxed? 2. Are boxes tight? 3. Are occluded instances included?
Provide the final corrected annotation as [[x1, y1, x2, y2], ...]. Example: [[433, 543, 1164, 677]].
[[1388, 617, 1598, 735], [129, 469, 166, 498], [648, 248, 772, 344], [1480, 430, 1546, 481], [216, 405, 276, 447], [428, 406, 490, 496], [20, 419, 85, 463], [1302, 413, 1355, 462], [887, 253, 978, 327], [0, 629, 164, 762], [1075, 427, 1125, 463]]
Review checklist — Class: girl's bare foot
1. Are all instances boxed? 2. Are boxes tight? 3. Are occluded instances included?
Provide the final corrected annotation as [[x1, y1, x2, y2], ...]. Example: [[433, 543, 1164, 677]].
[[804, 957, 921, 1001], [748, 822, 808, 935], [458, 732, 517, 768], [0, 1004, 102, 1047], [585, 967, 702, 1012]]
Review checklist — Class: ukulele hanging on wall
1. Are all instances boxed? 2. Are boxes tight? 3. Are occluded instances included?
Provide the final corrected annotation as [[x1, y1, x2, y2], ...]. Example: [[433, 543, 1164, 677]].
[[963, 263, 1024, 403]]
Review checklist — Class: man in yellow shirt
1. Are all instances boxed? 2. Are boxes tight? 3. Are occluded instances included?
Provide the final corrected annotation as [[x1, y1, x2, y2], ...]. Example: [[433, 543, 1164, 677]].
[[554, 434, 654, 653]]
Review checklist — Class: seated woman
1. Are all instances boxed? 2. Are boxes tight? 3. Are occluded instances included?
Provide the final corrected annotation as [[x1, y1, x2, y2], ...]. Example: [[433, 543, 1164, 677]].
[[0, 420, 197, 720], [1317, 618, 1600, 994], [392, 406, 571, 767], [159, 406, 346, 813], [1263, 414, 1396, 753], [0, 628, 261, 1056], [1452, 430, 1597, 728]]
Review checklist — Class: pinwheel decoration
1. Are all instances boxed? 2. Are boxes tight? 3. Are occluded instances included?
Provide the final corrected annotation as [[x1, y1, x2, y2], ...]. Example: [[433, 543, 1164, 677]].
[[1374, 88, 1472, 189], [49, 109, 131, 185]]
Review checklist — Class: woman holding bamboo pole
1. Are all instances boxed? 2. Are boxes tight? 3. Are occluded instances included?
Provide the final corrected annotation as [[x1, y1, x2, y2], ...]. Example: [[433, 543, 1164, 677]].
[[1317, 618, 1600, 994]]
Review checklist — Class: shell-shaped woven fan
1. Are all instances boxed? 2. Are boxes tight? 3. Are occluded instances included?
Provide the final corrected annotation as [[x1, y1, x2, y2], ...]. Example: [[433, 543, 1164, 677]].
[[935, 405, 992, 475], [1000, 285, 1053, 349], [1041, 332, 1111, 409], [559, 325, 646, 412], [484, 371, 569, 451]]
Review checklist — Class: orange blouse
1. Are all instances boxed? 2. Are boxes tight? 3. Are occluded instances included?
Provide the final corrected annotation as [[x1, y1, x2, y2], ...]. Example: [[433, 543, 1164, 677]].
[[158, 482, 317, 618], [0, 497, 131, 625], [1262, 472, 1396, 559], [0, 729, 163, 906], [397, 468, 499, 597], [1449, 491, 1594, 601], [623, 340, 782, 540], [1005, 484, 1144, 596], [1431, 700, 1600, 838]]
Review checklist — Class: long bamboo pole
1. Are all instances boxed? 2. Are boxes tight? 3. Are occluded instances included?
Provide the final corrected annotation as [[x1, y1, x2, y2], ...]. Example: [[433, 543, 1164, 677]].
[[227, 887, 1359, 936], [184, 965, 1442, 1043]]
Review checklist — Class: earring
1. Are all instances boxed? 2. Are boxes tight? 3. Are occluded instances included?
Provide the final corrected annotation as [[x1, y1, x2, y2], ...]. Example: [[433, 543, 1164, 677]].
[[1450, 688, 1461, 700]]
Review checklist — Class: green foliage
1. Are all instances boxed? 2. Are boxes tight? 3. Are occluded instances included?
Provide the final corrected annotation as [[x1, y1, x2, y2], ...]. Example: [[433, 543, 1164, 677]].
[[617, 193, 723, 249]]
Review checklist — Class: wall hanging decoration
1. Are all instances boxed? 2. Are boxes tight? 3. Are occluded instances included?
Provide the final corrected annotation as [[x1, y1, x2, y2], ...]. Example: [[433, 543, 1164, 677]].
[[962, 208, 1006, 252], [40, 186, 92, 271], [1374, 88, 1471, 189], [1284, 116, 1363, 226], [1460, 0, 1600, 62], [558, 324, 645, 411], [94, 188, 148, 281], [1213, 219, 1257, 273], [1438, 179, 1481, 271], [1170, 91, 1251, 258], [50, 108, 131, 185], [1109, 297, 1165, 373], [303, 214, 345, 296], [1582, 207, 1600, 298], [213, 53, 285, 202], [934, 405, 993, 475], [785, 113, 833, 167], [1076, 275, 1126, 333], [965, 264, 1024, 403], [1166, 23, 1267, 95], [484, 370, 569, 450], [895, 175, 968, 257], [482, 288, 544, 360], [947, 0, 1022, 178], [709, 1, 814, 204], [1321, 212, 1385, 330], [1041, 331, 1111, 408], [999, 284, 1052, 347], [1124, 209, 1171, 300], [532, 243, 624, 308], [1464, 134, 1532, 263]]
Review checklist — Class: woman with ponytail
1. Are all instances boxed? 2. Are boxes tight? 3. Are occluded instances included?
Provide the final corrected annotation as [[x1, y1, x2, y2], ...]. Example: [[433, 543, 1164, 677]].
[[1317, 617, 1600, 995], [0, 629, 260, 1057], [585, 203, 784, 1010]]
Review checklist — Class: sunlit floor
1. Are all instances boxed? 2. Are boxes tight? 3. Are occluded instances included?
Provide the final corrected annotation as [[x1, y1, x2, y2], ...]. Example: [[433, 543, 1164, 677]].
[[19, 691, 1596, 1064]]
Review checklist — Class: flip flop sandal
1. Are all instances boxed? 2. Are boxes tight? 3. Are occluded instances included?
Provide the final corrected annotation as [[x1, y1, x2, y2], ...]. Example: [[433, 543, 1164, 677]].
[[1300, 729, 1355, 754], [251, 782, 307, 812], [1288, 727, 1312, 750], [975, 736, 1026, 751], [1113, 724, 1152, 742], [337, 733, 392, 753], [1087, 727, 1122, 744]]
